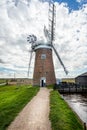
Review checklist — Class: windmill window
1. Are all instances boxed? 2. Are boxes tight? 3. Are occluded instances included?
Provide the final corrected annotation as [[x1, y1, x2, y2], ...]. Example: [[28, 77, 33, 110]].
[[41, 54, 46, 59]]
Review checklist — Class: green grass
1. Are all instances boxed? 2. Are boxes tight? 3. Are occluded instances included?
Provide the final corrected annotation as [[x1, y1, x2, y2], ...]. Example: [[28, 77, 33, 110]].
[[50, 90, 84, 130], [0, 85, 39, 130], [47, 84, 54, 89], [0, 79, 6, 84]]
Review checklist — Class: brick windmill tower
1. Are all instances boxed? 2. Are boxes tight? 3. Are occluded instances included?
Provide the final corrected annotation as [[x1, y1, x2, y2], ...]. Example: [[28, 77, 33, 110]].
[[27, 1, 68, 87]]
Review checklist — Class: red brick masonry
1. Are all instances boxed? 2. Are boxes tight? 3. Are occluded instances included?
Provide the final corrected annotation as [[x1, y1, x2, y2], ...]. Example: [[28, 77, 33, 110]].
[[33, 48, 56, 86]]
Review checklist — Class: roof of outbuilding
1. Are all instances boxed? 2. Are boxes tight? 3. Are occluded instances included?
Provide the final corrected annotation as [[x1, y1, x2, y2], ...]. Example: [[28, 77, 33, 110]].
[[77, 72, 87, 77]]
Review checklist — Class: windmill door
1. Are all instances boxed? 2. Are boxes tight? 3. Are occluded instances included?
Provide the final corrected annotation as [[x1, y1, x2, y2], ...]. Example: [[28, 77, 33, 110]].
[[40, 77, 46, 87]]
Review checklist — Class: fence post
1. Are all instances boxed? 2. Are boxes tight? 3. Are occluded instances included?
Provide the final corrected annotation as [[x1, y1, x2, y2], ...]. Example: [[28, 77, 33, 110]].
[[69, 86, 70, 93], [84, 122, 86, 130], [76, 85, 77, 93]]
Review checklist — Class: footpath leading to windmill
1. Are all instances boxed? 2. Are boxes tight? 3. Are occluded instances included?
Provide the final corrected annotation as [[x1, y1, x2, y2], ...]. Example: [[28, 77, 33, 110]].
[[7, 88, 52, 130]]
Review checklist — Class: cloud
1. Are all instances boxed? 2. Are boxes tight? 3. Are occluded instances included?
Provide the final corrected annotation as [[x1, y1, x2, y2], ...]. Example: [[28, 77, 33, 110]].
[[76, 0, 82, 2], [0, 0, 87, 78], [76, 0, 87, 3], [0, 59, 5, 64]]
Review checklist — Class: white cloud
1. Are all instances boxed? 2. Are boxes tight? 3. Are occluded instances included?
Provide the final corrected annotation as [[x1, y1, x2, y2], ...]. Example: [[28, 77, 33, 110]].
[[76, 0, 82, 2], [0, 0, 87, 79], [76, 0, 86, 3]]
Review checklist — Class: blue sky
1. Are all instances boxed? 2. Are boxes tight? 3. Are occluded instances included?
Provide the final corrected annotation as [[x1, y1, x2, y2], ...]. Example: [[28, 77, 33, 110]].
[[54, 0, 87, 10]]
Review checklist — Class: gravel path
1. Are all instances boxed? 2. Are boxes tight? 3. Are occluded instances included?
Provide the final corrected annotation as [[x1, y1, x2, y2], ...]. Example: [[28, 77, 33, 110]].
[[7, 88, 52, 130]]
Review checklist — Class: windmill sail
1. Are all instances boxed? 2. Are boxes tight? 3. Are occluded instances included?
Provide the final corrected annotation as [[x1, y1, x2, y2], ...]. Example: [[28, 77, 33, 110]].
[[44, 1, 68, 75], [52, 44, 68, 75], [49, 2, 56, 44], [44, 25, 50, 42], [27, 34, 37, 77], [27, 51, 33, 77]]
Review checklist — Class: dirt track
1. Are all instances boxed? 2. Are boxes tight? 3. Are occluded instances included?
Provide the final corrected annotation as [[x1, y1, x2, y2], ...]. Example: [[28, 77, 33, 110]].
[[7, 88, 52, 130]]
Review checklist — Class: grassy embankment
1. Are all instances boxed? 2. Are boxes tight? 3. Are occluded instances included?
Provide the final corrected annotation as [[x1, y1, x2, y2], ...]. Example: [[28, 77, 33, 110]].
[[0, 85, 39, 130], [0, 79, 6, 84], [50, 90, 84, 130]]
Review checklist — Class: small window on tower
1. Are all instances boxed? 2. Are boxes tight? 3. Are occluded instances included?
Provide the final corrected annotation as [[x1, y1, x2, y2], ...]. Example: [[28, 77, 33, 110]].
[[41, 54, 46, 59]]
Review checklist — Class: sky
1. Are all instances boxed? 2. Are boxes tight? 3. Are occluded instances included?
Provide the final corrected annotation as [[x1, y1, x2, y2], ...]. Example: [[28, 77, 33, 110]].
[[0, 0, 87, 79]]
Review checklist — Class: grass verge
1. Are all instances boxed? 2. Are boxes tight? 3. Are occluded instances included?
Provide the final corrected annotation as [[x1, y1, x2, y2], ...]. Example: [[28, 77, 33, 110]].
[[0, 79, 6, 84], [47, 84, 54, 89], [0, 85, 39, 130], [50, 90, 84, 130]]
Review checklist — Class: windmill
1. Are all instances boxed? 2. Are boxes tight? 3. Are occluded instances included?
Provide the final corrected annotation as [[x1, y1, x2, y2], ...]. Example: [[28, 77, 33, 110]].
[[27, 1, 68, 87]]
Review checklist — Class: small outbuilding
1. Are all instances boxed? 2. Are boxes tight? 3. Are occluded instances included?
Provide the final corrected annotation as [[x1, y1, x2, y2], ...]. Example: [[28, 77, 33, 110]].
[[75, 72, 87, 86], [62, 78, 75, 83]]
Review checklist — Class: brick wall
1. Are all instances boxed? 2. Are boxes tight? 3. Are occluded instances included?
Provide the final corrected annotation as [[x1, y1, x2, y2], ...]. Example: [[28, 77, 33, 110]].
[[33, 48, 56, 86]]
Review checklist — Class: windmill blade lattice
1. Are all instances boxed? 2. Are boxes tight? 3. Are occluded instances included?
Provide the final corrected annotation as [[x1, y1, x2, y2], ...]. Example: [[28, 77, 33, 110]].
[[52, 44, 68, 75], [27, 50, 33, 77], [27, 35, 37, 77]]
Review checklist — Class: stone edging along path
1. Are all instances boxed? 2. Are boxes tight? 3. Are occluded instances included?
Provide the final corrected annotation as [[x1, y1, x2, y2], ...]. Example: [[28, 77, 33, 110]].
[[7, 88, 52, 130]]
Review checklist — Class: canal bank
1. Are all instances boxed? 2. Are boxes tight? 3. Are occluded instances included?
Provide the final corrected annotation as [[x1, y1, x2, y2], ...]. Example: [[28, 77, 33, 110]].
[[62, 94, 87, 125], [50, 90, 84, 130]]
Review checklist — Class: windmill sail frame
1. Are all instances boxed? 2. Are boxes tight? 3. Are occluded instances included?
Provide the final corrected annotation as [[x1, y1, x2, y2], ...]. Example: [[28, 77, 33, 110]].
[[52, 44, 68, 75]]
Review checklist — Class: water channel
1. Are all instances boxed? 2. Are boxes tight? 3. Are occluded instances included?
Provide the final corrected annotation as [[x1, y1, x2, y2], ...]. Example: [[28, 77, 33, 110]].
[[62, 94, 87, 123]]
